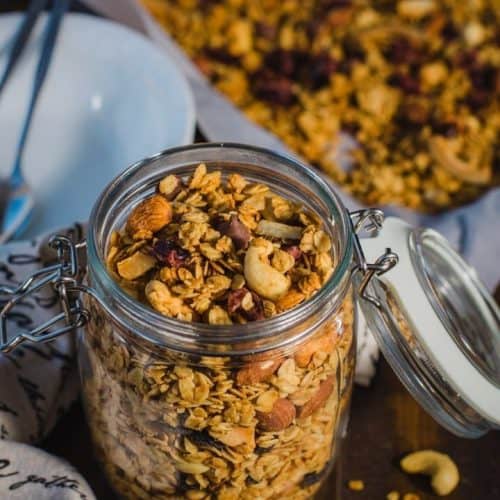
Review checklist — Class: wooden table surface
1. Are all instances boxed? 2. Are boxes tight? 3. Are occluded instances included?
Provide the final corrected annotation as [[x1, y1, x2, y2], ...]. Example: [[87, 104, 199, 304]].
[[2, 2, 500, 499], [41, 355, 500, 500]]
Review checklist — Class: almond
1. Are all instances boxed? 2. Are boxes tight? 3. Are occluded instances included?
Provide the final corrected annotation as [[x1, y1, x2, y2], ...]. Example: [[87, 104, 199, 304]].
[[236, 358, 282, 385], [294, 332, 337, 368], [296, 375, 335, 418], [126, 194, 173, 240], [257, 398, 296, 431]]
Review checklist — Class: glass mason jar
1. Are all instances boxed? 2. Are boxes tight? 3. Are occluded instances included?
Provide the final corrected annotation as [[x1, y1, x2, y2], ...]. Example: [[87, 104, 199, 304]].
[[0, 144, 499, 500], [80, 144, 358, 500]]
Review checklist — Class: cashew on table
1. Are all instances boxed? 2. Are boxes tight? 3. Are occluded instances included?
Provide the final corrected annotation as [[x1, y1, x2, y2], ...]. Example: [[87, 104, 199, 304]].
[[400, 450, 460, 496], [244, 238, 291, 301]]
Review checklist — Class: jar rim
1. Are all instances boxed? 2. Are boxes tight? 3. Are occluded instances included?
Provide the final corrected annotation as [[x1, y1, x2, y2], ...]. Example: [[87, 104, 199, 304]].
[[86, 143, 354, 352]]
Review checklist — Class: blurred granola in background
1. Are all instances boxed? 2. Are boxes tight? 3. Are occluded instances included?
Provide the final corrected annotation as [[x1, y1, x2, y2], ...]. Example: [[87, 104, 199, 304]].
[[142, 0, 500, 212]]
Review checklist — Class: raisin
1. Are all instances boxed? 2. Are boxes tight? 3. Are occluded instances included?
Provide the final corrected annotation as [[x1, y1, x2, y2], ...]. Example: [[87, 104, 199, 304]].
[[306, 52, 338, 89], [151, 240, 189, 268], [432, 121, 458, 137], [388, 73, 420, 94], [255, 21, 277, 40], [282, 244, 302, 260], [253, 70, 296, 105], [387, 37, 423, 66]]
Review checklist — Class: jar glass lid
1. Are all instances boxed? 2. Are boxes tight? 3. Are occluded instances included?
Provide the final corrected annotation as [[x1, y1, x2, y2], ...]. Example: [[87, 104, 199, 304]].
[[357, 217, 500, 438]]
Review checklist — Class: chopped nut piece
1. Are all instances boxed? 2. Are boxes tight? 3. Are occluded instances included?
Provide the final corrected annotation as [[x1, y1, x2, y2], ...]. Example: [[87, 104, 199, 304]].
[[295, 332, 337, 368], [116, 252, 156, 280], [348, 479, 365, 491], [159, 174, 183, 199], [386, 492, 400, 500], [276, 289, 306, 312], [209, 424, 255, 453], [397, 0, 436, 19], [256, 220, 303, 240]]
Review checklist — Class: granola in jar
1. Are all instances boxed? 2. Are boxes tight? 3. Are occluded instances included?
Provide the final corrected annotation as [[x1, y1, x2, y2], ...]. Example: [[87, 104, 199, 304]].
[[142, 0, 500, 212], [80, 164, 355, 499]]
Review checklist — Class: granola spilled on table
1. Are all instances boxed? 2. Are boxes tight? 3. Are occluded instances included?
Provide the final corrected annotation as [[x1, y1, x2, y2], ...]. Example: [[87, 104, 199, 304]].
[[81, 164, 355, 499], [106, 163, 335, 323], [142, 0, 500, 212]]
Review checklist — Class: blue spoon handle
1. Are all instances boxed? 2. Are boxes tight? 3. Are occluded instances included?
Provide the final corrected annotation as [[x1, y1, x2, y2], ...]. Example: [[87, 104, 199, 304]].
[[11, 0, 71, 187], [0, 0, 49, 95]]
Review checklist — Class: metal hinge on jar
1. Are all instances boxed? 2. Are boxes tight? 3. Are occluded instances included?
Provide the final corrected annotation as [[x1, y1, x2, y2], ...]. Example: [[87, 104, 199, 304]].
[[350, 209, 399, 308], [0, 234, 89, 353]]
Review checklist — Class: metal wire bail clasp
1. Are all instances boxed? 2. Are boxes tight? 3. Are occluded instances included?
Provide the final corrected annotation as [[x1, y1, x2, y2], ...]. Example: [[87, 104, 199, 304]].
[[350, 209, 399, 308], [0, 235, 88, 353]]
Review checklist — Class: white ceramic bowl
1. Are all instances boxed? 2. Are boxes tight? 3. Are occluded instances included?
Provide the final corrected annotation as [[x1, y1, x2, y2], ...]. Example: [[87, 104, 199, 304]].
[[0, 13, 195, 238]]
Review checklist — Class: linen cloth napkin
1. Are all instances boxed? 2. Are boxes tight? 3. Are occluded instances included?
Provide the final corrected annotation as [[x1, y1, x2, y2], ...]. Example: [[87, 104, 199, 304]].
[[0, 228, 96, 500], [0, 441, 94, 499]]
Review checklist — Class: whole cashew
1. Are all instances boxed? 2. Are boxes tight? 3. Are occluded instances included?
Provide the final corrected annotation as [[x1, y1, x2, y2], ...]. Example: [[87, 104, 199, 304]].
[[400, 450, 459, 496], [244, 238, 291, 301]]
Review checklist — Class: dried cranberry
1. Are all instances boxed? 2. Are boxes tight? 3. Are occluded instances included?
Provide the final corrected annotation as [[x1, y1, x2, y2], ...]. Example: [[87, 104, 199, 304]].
[[227, 288, 248, 313], [305, 19, 322, 39], [319, 0, 352, 9], [469, 65, 498, 92], [264, 49, 298, 78], [151, 240, 189, 268], [213, 214, 251, 250], [282, 244, 302, 260], [442, 22, 459, 41], [387, 37, 423, 66], [388, 73, 420, 94], [253, 70, 296, 106], [255, 22, 277, 40], [198, 0, 220, 11], [466, 90, 490, 108], [245, 292, 265, 321], [306, 52, 338, 89], [227, 288, 264, 321], [400, 100, 429, 125], [456, 50, 478, 70], [432, 121, 458, 137], [342, 37, 364, 62], [204, 47, 239, 66]]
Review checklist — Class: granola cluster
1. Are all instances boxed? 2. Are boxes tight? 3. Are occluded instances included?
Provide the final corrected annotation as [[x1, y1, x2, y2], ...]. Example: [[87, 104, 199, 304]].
[[81, 165, 355, 499], [142, 0, 500, 212], [107, 164, 335, 323]]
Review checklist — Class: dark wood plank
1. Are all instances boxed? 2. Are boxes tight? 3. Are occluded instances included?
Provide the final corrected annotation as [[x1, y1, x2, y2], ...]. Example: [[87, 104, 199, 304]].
[[43, 356, 500, 500]]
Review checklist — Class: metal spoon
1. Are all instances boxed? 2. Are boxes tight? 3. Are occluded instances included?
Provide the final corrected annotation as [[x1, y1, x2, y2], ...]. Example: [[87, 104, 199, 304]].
[[0, 0, 70, 243]]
